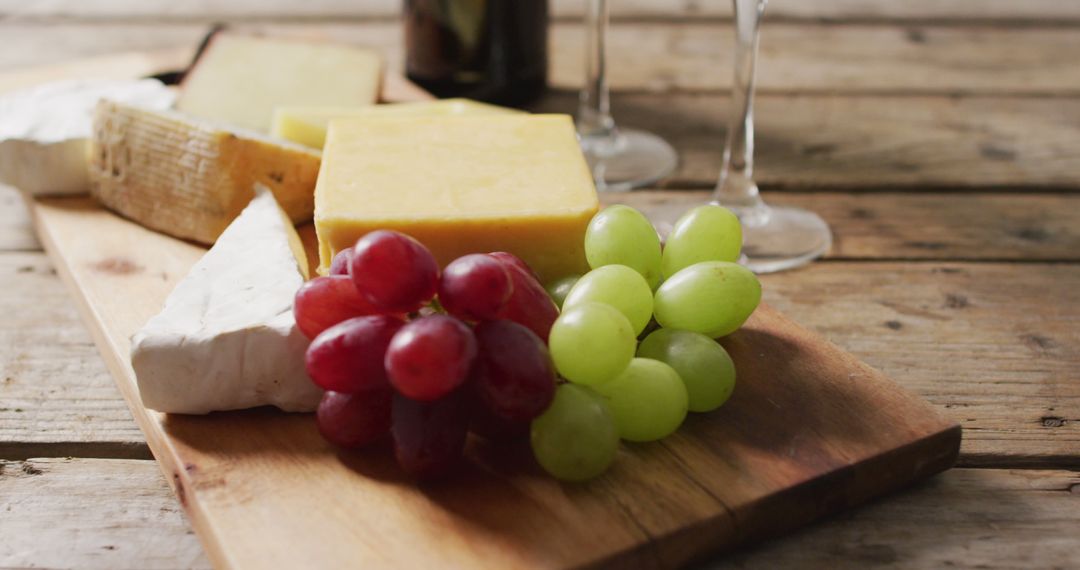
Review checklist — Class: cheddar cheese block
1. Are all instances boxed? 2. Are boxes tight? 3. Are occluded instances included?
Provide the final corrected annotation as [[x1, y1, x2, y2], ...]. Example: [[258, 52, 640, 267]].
[[177, 34, 382, 132], [315, 114, 598, 282], [272, 98, 521, 148], [89, 100, 321, 244]]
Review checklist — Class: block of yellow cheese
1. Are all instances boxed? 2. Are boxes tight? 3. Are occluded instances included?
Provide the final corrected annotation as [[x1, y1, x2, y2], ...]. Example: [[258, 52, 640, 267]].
[[271, 98, 521, 148], [314, 114, 598, 282], [177, 33, 382, 132]]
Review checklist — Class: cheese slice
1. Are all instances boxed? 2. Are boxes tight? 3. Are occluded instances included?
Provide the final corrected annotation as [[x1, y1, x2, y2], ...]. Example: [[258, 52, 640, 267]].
[[0, 79, 174, 195], [176, 33, 382, 132], [131, 188, 320, 414], [89, 100, 321, 244], [315, 114, 599, 282], [271, 98, 522, 148]]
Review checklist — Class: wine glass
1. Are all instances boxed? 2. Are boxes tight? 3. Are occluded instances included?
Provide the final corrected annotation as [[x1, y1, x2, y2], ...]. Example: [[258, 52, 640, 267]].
[[652, 0, 831, 273], [577, 0, 678, 192]]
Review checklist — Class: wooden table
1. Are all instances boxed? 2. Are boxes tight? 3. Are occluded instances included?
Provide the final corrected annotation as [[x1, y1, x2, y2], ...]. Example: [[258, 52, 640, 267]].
[[1, 1, 1078, 568]]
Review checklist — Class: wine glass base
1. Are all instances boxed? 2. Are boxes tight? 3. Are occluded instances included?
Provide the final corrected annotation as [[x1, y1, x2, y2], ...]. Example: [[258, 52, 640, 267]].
[[580, 128, 678, 192], [738, 205, 832, 273], [645, 203, 831, 274]]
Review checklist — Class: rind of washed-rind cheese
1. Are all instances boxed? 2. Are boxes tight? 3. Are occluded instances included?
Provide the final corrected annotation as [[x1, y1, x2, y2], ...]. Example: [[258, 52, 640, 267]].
[[131, 188, 320, 414], [0, 79, 175, 195], [176, 33, 383, 132], [89, 100, 321, 244], [314, 114, 598, 282], [271, 98, 523, 148]]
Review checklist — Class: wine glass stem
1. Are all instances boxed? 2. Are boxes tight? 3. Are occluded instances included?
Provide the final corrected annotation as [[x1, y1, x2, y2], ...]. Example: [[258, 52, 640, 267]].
[[577, 0, 617, 142], [713, 0, 767, 216]]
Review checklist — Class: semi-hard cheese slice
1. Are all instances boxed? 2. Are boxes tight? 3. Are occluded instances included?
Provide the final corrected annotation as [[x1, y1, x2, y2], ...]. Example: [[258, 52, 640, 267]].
[[271, 98, 522, 148], [176, 33, 382, 132], [315, 114, 599, 282], [131, 188, 320, 414], [89, 100, 321, 244], [0, 79, 174, 195]]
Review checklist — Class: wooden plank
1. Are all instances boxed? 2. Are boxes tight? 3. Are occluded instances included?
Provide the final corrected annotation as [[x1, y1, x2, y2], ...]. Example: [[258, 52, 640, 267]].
[[8, 183, 1080, 261], [3, 23, 1080, 95], [0, 185, 40, 251], [2, 0, 1078, 23], [0, 457, 209, 570], [531, 92, 1080, 189], [548, 23, 1080, 95], [4, 461, 1076, 570], [0, 251, 148, 460], [27, 195, 958, 569], [607, 191, 1080, 262], [3, 253, 1076, 465], [759, 262, 1080, 468], [714, 468, 1080, 569], [0, 47, 192, 94]]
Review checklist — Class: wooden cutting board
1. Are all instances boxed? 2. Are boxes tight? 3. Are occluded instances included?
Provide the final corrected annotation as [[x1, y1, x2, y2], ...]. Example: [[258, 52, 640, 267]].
[[16, 49, 959, 569]]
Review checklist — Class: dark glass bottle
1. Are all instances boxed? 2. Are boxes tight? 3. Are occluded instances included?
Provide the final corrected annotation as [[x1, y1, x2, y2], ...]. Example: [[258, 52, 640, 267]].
[[404, 0, 548, 107]]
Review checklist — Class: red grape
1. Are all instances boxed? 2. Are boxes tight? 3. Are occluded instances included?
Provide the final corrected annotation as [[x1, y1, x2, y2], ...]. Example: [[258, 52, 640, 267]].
[[385, 315, 477, 401], [294, 276, 379, 340], [392, 392, 468, 478], [492, 256, 559, 342], [438, 254, 513, 322], [305, 315, 404, 393], [470, 320, 556, 422], [350, 230, 439, 313], [488, 251, 537, 280], [329, 248, 353, 276], [316, 389, 392, 449]]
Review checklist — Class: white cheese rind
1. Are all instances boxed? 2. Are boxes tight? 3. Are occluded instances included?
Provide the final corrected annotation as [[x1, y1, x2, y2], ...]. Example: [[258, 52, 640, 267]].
[[0, 79, 175, 195], [131, 189, 320, 414]]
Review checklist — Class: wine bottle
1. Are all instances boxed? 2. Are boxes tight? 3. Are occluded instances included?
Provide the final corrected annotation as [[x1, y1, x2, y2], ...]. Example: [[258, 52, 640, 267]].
[[404, 0, 548, 106]]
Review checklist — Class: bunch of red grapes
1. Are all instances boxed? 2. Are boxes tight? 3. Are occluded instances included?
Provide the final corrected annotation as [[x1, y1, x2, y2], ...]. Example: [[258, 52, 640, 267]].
[[294, 230, 560, 478]]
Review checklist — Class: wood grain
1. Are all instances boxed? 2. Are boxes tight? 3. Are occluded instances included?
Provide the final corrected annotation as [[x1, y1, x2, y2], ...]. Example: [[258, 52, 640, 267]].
[[0, 251, 147, 460], [3, 23, 1080, 95], [27, 196, 957, 568], [2, 0, 1078, 23], [0, 457, 209, 570], [532, 91, 1080, 189], [3, 460, 1076, 570], [0, 185, 39, 251], [761, 262, 1080, 468], [715, 468, 1080, 569]]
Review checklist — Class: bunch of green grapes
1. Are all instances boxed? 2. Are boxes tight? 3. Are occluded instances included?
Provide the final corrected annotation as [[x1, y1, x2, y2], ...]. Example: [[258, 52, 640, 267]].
[[531, 204, 761, 481]]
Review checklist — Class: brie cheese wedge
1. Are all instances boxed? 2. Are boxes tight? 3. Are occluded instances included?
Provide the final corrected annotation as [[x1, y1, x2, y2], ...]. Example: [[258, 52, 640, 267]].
[[131, 188, 321, 414], [0, 79, 175, 195]]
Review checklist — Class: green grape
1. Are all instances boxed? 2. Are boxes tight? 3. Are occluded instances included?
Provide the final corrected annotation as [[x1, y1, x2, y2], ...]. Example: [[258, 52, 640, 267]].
[[593, 358, 687, 442], [531, 384, 620, 481], [637, 329, 735, 412], [562, 265, 653, 335], [661, 205, 742, 279], [549, 302, 636, 386], [584, 205, 663, 290], [545, 275, 580, 309], [653, 261, 761, 338]]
